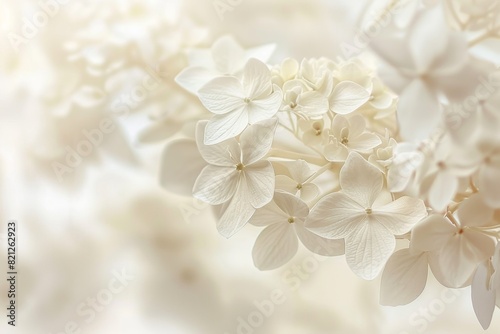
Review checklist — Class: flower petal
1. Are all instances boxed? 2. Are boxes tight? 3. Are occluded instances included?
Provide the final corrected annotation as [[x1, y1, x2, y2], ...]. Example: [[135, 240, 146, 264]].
[[175, 66, 218, 94], [373, 196, 428, 235], [250, 200, 288, 227], [410, 214, 455, 253], [345, 222, 395, 280], [243, 58, 273, 99], [457, 194, 494, 227], [240, 118, 278, 165], [471, 261, 496, 330], [427, 170, 458, 212], [196, 121, 241, 166], [329, 81, 370, 115], [340, 152, 384, 208], [242, 160, 275, 208], [247, 89, 283, 124], [306, 192, 366, 239], [198, 76, 245, 114], [204, 108, 249, 145], [217, 189, 255, 238], [159, 139, 207, 196], [295, 224, 345, 256], [273, 191, 309, 218], [380, 249, 428, 306], [193, 165, 239, 205], [252, 223, 298, 270]]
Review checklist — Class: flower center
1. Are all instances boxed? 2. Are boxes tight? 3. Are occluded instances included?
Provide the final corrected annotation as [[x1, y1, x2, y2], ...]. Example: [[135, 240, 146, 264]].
[[365, 208, 372, 214], [244, 97, 251, 104], [437, 161, 446, 169], [236, 163, 245, 171], [288, 217, 295, 224], [290, 102, 297, 109], [296, 183, 303, 190], [341, 137, 349, 145]]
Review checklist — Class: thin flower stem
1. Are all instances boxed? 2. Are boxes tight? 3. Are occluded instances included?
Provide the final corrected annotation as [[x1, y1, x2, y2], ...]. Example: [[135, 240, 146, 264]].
[[445, 210, 460, 227], [267, 149, 327, 165], [306, 163, 333, 183], [469, 177, 479, 193], [446, 0, 466, 30]]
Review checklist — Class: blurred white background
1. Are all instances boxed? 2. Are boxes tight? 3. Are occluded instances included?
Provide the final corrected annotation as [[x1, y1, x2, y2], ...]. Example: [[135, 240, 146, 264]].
[[1, 0, 500, 333]]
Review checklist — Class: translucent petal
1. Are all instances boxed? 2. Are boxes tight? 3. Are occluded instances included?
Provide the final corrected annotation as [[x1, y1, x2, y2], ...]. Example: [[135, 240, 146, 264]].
[[345, 222, 395, 280], [340, 152, 383, 208], [243, 58, 273, 99], [217, 189, 255, 238], [193, 165, 239, 205], [329, 81, 370, 115], [240, 118, 278, 165], [373, 196, 428, 235], [159, 139, 207, 197], [471, 261, 496, 330], [306, 192, 366, 239], [204, 108, 249, 145], [295, 223, 345, 256], [198, 76, 245, 114], [410, 214, 455, 253], [242, 160, 275, 208], [252, 223, 298, 270], [380, 249, 428, 306], [246, 89, 283, 124], [196, 121, 240, 166]]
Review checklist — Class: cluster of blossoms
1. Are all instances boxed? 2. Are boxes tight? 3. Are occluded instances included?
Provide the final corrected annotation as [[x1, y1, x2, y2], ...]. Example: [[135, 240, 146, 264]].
[[160, 2, 500, 329]]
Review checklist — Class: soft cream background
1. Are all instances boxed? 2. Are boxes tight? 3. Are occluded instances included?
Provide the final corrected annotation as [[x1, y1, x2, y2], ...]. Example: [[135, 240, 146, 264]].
[[1, 0, 499, 333]]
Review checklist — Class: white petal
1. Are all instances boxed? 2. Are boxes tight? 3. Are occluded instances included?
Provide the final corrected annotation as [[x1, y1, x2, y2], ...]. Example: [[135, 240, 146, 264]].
[[410, 214, 455, 253], [295, 224, 345, 256], [373, 196, 428, 235], [306, 192, 366, 239], [397, 79, 440, 142], [439, 230, 495, 287], [175, 66, 217, 94], [198, 76, 245, 114], [247, 89, 283, 124], [252, 223, 298, 270], [245, 43, 276, 64], [297, 91, 329, 118], [217, 189, 255, 238], [273, 191, 309, 218], [193, 165, 239, 205], [211, 35, 245, 74], [408, 6, 448, 73], [478, 164, 500, 208], [242, 160, 275, 208], [329, 81, 370, 115], [196, 121, 241, 166], [159, 139, 206, 196], [427, 170, 458, 212], [340, 152, 383, 208], [204, 108, 249, 145], [250, 200, 288, 227], [243, 58, 273, 99], [240, 118, 278, 165], [471, 261, 496, 330], [275, 175, 299, 195], [300, 183, 320, 202], [345, 222, 395, 280], [349, 133, 382, 152], [457, 194, 494, 227], [380, 249, 428, 306]]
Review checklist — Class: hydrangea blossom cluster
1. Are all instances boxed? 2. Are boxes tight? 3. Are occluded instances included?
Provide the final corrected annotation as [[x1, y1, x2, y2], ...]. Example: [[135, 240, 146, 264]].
[[164, 36, 451, 311]]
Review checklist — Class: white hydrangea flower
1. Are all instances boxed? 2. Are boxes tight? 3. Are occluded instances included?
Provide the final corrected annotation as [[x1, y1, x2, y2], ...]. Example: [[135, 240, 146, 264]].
[[324, 114, 381, 162], [275, 160, 320, 202], [198, 58, 283, 145], [251, 191, 344, 270], [411, 194, 496, 287], [193, 118, 278, 237], [307, 152, 427, 280]]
